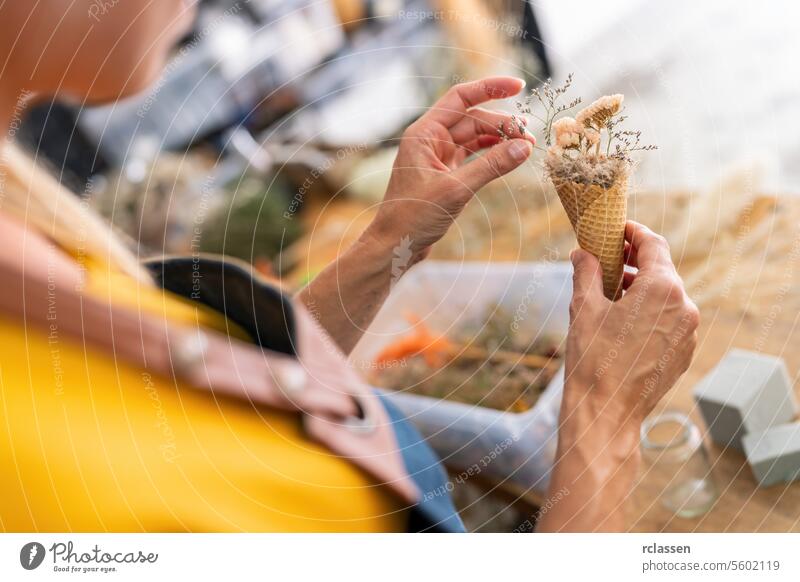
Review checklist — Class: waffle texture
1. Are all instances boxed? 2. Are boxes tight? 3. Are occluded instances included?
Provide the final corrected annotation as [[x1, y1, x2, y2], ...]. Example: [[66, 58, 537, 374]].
[[550, 168, 629, 300]]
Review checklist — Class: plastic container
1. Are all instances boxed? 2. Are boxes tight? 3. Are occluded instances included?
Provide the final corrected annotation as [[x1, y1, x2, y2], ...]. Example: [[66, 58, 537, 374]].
[[350, 261, 573, 495]]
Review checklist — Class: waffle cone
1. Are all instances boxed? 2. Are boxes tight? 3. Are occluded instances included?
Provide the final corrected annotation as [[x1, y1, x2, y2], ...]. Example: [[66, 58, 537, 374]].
[[550, 169, 629, 300]]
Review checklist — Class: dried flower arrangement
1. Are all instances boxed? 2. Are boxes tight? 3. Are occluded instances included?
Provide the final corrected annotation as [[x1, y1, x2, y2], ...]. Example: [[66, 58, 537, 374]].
[[499, 75, 657, 300]]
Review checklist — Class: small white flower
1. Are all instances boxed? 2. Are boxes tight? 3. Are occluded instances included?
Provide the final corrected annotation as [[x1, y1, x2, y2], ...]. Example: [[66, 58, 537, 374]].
[[552, 116, 583, 149]]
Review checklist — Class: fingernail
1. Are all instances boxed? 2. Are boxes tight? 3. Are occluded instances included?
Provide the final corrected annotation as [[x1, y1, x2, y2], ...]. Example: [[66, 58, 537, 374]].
[[509, 140, 531, 162]]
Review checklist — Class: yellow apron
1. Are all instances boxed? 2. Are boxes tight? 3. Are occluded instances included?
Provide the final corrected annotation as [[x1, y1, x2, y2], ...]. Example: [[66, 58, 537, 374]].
[[0, 255, 405, 532]]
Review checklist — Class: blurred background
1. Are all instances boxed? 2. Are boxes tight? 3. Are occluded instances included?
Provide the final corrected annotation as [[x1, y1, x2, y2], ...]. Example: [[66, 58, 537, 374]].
[[16, 0, 800, 531], [17, 0, 800, 288]]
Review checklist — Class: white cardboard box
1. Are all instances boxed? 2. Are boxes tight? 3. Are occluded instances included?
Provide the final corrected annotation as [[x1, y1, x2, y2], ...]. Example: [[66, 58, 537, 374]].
[[693, 349, 797, 450], [742, 422, 800, 487]]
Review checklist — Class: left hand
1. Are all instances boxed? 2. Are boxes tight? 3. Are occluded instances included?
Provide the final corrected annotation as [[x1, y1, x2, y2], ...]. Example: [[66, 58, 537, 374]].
[[366, 77, 536, 259], [563, 221, 699, 427], [538, 221, 699, 532]]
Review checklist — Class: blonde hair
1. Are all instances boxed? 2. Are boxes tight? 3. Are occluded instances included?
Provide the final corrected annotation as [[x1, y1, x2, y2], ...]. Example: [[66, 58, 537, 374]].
[[0, 144, 152, 284]]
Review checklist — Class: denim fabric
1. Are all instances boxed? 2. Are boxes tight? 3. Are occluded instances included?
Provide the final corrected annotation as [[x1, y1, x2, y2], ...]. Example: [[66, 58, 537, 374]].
[[378, 393, 465, 532]]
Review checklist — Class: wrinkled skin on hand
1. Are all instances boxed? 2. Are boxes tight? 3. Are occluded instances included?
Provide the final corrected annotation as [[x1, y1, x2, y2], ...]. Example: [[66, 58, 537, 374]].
[[538, 220, 700, 532], [368, 77, 536, 258], [563, 220, 700, 427]]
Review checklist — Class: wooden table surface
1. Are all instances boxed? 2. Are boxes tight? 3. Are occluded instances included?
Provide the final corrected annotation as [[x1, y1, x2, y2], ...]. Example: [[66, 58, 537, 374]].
[[628, 306, 800, 532]]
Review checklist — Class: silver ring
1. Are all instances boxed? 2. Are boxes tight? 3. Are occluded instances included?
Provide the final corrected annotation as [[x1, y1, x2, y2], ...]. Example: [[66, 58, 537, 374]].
[[273, 360, 307, 398], [172, 330, 209, 376]]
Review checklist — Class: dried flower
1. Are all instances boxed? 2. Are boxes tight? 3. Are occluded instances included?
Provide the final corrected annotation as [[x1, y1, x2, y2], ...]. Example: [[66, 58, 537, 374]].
[[576, 94, 624, 130], [497, 115, 528, 141], [521, 74, 582, 147], [552, 117, 583, 149], [512, 75, 656, 169], [583, 127, 600, 147], [607, 129, 658, 163]]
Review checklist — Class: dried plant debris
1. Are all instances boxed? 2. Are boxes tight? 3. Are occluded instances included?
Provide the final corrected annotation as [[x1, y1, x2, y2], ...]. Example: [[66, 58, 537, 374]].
[[373, 307, 562, 412], [545, 154, 628, 189]]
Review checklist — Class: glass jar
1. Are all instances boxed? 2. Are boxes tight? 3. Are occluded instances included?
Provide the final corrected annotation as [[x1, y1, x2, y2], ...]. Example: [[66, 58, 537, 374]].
[[640, 411, 718, 518]]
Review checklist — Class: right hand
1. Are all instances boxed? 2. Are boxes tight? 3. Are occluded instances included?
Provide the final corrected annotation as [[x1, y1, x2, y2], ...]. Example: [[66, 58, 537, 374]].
[[307, 77, 534, 354], [538, 221, 699, 532], [563, 220, 700, 431], [366, 76, 535, 258]]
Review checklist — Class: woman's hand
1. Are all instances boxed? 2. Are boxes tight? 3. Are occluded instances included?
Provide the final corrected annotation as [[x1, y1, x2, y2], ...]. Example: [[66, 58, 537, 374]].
[[564, 220, 700, 430], [366, 76, 535, 257], [299, 77, 534, 354], [538, 221, 700, 532]]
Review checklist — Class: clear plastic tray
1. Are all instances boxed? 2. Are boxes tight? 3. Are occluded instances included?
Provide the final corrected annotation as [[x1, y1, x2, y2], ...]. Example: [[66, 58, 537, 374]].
[[350, 261, 572, 495]]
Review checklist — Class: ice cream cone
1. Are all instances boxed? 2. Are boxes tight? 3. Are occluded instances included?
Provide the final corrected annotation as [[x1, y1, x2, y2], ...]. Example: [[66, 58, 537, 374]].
[[550, 168, 629, 300]]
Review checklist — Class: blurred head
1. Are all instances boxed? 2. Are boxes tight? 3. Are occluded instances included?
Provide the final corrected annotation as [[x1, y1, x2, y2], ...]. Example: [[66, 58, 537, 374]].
[[0, 1, 197, 285], [0, 0, 196, 103]]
